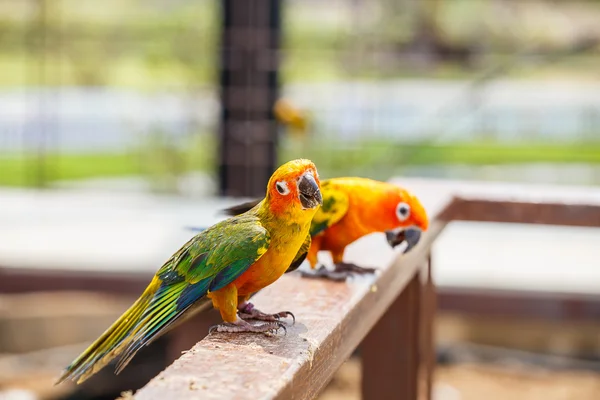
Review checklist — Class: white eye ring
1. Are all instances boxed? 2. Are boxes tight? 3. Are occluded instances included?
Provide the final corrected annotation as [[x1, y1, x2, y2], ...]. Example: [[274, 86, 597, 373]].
[[396, 202, 410, 222], [275, 180, 290, 195]]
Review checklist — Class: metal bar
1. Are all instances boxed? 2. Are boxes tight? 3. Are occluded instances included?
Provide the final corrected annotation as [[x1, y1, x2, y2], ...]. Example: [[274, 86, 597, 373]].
[[218, 0, 281, 197], [361, 272, 422, 400]]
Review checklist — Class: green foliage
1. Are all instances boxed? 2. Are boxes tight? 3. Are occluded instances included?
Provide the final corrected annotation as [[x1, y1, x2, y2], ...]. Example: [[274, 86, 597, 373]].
[[0, 131, 215, 188], [281, 138, 600, 180], [1, 138, 599, 188], [1, 0, 598, 87]]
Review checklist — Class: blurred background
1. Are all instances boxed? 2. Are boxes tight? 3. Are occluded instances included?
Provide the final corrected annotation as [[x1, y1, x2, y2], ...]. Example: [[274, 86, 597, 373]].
[[0, 0, 598, 399]]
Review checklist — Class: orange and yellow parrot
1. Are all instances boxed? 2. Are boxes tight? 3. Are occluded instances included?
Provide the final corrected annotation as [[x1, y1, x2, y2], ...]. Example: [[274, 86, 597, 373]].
[[273, 98, 309, 135], [56, 159, 322, 385], [222, 177, 428, 281]]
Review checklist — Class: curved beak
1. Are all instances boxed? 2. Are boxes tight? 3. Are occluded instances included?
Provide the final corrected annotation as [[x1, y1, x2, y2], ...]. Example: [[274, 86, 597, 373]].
[[385, 227, 422, 253], [298, 173, 322, 209]]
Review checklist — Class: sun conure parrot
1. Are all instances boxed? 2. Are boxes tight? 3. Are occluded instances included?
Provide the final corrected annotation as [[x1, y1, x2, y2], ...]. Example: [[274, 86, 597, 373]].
[[55, 159, 323, 385], [273, 98, 309, 135], [220, 177, 429, 281]]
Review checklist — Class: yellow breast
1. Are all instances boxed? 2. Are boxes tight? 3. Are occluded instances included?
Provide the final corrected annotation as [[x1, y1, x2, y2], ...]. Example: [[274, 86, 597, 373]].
[[234, 222, 310, 296]]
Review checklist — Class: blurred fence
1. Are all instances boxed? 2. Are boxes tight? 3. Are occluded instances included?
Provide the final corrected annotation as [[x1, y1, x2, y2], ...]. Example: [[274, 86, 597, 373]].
[[0, 0, 599, 189]]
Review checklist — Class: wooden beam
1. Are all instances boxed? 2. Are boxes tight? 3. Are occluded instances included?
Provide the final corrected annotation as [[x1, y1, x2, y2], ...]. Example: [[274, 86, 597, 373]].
[[361, 272, 421, 400], [421, 254, 436, 400]]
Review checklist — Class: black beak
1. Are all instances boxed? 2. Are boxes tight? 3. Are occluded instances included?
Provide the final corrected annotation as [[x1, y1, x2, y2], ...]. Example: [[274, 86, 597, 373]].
[[298, 173, 322, 209], [385, 227, 422, 253]]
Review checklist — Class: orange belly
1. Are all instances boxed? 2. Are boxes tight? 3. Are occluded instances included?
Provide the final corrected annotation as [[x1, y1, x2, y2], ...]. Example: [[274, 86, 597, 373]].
[[320, 218, 367, 252], [233, 246, 297, 296]]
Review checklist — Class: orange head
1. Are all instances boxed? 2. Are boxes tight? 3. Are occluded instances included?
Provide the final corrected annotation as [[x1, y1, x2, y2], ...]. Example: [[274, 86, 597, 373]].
[[387, 188, 428, 231], [378, 186, 429, 252], [262, 159, 323, 218]]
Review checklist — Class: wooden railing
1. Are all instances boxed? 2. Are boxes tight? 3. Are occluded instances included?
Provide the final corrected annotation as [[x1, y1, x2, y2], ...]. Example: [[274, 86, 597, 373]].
[[128, 178, 600, 400]]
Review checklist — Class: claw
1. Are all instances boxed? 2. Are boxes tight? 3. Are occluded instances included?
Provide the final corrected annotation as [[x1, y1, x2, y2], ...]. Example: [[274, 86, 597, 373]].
[[280, 311, 295, 326], [276, 322, 287, 336]]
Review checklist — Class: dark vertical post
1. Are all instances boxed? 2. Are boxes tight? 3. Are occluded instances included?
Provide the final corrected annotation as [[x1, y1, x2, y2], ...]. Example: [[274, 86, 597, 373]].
[[218, 0, 281, 197], [420, 254, 437, 400], [361, 273, 421, 400]]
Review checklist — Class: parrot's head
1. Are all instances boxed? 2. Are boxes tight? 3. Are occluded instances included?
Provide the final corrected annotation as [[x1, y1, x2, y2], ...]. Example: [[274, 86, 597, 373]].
[[264, 158, 323, 217], [381, 188, 429, 253]]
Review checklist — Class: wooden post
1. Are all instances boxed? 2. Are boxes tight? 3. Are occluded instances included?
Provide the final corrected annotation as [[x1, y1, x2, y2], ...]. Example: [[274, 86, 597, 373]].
[[421, 253, 437, 400], [218, 0, 281, 197], [361, 272, 422, 400]]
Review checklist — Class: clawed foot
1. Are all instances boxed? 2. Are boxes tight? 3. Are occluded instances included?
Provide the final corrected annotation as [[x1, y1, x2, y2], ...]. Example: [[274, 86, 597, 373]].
[[334, 262, 377, 274], [300, 263, 378, 281], [208, 318, 286, 336], [238, 302, 295, 325]]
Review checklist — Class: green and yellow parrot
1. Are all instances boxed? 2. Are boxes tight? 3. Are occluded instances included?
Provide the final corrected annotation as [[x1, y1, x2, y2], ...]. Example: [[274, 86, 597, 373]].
[[56, 158, 323, 385]]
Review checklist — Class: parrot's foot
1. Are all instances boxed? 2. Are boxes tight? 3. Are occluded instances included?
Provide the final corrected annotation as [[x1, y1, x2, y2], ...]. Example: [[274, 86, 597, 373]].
[[208, 318, 286, 336], [334, 262, 377, 274], [300, 263, 378, 282], [238, 302, 295, 325]]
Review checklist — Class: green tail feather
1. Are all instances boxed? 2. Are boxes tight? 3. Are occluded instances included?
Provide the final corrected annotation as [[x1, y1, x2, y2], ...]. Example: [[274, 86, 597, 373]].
[[55, 278, 161, 385], [56, 276, 214, 385]]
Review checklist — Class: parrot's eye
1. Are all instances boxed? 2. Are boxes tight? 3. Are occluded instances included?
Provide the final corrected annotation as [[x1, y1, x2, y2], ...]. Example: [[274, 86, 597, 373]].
[[396, 202, 411, 222], [275, 180, 290, 195]]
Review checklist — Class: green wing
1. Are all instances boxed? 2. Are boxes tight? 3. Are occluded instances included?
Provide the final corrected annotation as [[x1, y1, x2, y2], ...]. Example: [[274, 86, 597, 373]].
[[116, 215, 270, 370], [59, 214, 270, 383], [309, 181, 349, 236]]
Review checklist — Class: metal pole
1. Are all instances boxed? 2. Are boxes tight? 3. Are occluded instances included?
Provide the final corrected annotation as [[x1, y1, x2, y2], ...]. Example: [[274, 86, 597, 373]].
[[218, 0, 281, 197]]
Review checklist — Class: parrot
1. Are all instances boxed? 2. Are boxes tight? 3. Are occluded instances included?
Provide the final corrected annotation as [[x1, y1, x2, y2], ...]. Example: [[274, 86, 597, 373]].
[[55, 158, 323, 385], [219, 177, 429, 281], [273, 98, 309, 135]]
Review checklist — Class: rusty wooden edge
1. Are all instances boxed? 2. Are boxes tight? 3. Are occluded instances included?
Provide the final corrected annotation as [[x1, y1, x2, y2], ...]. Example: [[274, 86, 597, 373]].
[[0, 267, 150, 295], [438, 286, 600, 321], [450, 198, 600, 228]]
